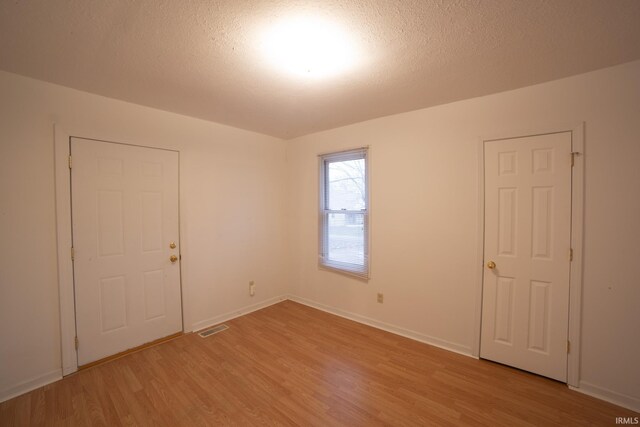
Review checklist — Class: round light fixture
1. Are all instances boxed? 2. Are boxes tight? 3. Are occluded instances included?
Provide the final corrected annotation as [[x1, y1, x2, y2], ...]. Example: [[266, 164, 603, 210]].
[[261, 16, 358, 79]]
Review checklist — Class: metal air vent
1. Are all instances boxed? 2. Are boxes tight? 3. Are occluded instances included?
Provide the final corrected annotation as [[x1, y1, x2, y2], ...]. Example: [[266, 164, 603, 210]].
[[198, 324, 229, 338]]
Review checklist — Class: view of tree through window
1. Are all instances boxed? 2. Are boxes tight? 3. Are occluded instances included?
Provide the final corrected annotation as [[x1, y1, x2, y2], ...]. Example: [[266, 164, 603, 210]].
[[320, 149, 368, 277], [327, 159, 365, 265]]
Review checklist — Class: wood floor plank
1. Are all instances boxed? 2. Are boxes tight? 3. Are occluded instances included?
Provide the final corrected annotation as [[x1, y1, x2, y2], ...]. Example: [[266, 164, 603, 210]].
[[1, 300, 637, 426]]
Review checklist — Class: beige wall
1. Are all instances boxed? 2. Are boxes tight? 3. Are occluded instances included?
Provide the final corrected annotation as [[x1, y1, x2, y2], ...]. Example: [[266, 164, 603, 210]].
[[286, 60, 640, 409], [0, 71, 289, 400]]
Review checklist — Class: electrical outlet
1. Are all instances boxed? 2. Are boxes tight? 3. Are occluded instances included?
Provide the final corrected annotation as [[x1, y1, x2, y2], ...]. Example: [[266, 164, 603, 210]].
[[377, 292, 384, 303], [249, 281, 255, 297]]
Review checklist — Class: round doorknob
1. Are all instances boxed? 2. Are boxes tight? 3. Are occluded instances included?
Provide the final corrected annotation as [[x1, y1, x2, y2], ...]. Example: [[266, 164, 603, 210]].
[[170, 255, 178, 263], [487, 260, 496, 269]]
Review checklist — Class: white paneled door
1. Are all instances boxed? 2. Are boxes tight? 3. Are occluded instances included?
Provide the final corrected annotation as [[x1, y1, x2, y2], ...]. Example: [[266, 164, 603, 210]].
[[71, 138, 182, 366], [481, 132, 572, 381]]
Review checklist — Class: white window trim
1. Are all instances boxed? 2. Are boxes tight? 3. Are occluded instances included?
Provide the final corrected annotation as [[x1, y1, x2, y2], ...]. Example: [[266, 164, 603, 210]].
[[318, 147, 369, 279]]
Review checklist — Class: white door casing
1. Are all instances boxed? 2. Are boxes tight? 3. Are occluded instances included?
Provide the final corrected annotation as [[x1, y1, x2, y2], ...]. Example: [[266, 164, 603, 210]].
[[480, 132, 572, 382], [71, 137, 182, 366]]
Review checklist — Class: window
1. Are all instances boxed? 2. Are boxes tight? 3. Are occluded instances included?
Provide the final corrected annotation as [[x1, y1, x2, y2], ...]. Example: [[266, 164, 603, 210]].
[[319, 148, 369, 278]]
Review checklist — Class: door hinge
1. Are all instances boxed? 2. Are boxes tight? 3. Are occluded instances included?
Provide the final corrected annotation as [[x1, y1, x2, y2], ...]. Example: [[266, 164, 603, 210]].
[[68, 155, 72, 169], [71, 247, 75, 260], [75, 336, 79, 350], [570, 152, 581, 167], [567, 340, 571, 354], [569, 248, 573, 262]]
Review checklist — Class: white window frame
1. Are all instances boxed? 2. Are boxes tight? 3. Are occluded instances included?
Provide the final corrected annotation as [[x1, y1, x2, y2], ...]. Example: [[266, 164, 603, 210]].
[[318, 147, 369, 279]]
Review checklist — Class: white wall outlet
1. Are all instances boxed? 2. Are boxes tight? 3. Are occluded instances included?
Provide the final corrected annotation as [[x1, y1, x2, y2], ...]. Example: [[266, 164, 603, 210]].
[[249, 280, 255, 296], [377, 292, 384, 303]]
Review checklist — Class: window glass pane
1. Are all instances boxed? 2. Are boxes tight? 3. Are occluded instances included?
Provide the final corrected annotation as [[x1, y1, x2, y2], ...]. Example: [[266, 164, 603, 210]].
[[327, 212, 365, 266], [327, 159, 365, 210]]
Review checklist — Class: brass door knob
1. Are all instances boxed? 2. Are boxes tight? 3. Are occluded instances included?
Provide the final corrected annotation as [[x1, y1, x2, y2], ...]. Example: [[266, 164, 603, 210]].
[[487, 261, 496, 269], [169, 242, 176, 249], [170, 255, 178, 263]]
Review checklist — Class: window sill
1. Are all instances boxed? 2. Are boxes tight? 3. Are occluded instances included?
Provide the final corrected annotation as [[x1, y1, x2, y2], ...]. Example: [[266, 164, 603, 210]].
[[318, 263, 369, 281]]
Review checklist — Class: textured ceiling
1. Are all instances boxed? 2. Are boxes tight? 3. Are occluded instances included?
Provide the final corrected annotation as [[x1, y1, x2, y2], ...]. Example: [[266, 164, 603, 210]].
[[1, 0, 640, 139]]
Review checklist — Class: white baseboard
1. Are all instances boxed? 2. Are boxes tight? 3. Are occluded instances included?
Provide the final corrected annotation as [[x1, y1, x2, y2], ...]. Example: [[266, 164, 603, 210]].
[[287, 294, 474, 357], [191, 295, 288, 332], [570, 382, 640, 413], [0, 369, 62, 403]]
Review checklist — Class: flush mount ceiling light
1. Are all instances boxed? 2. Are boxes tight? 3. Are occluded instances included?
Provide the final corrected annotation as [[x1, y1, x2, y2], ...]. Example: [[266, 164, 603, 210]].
[[260, 15, 359, 79]]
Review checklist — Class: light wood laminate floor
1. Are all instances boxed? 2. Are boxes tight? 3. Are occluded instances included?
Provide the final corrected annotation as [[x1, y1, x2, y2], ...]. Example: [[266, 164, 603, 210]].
[[1, 300, 637, 426]]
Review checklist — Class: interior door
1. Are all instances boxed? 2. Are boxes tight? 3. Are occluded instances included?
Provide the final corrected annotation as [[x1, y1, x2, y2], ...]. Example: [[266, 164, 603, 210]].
[[71, 137, 182, 366], [480, 132, 571, 381]]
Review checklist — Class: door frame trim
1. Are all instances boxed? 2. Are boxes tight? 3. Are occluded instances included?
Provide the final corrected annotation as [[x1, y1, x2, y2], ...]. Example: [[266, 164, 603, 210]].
[[473, 122, 584, 387], [54, 125, 185, 375], [54, 125, 77, 376]]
